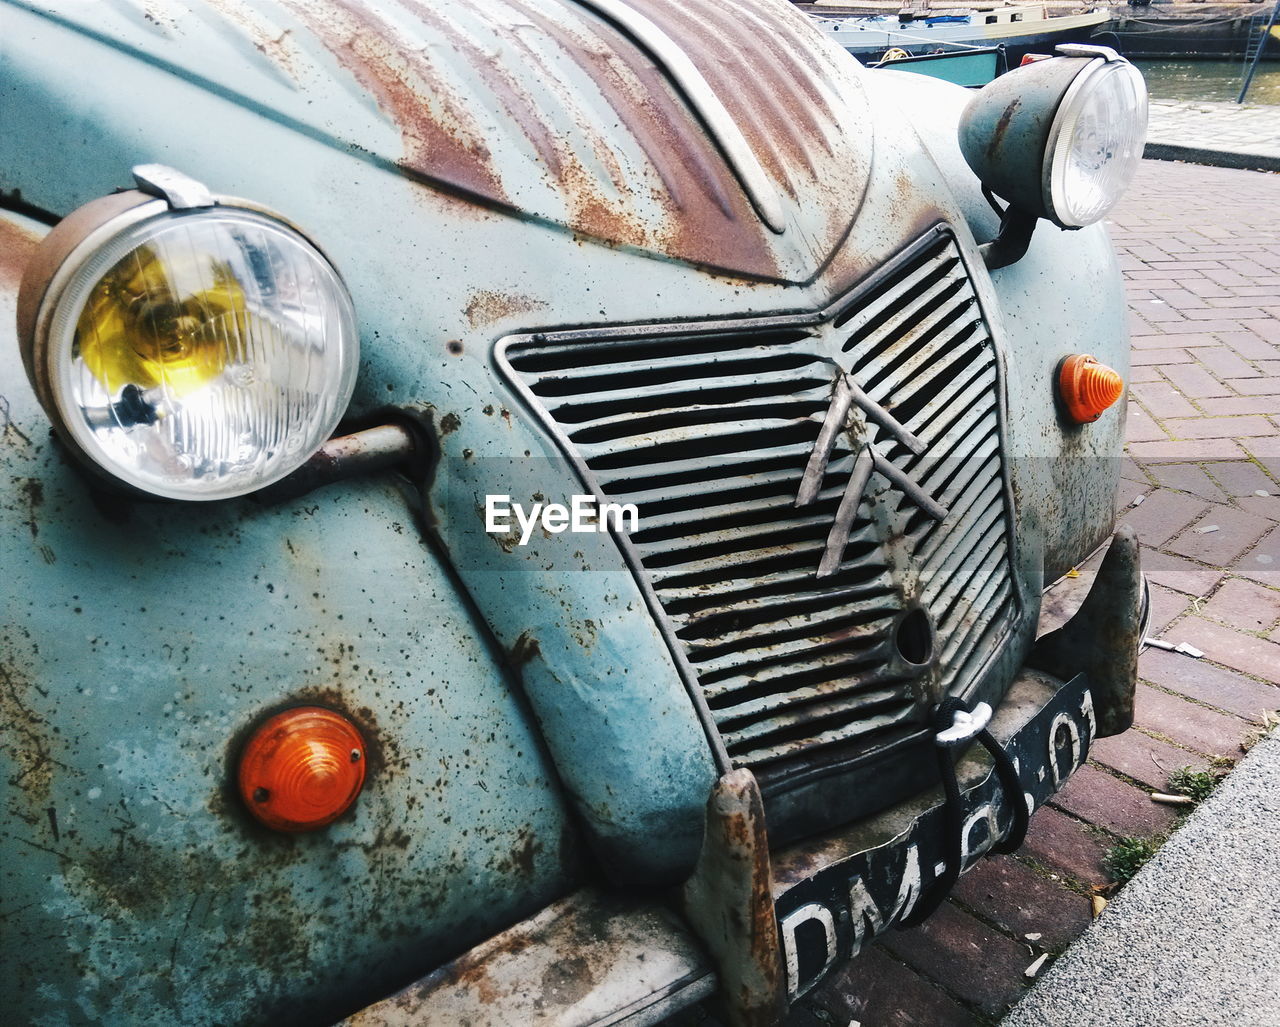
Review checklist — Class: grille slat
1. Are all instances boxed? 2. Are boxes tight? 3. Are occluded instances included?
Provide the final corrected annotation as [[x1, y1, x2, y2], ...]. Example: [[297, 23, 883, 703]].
[[700, 644, 894, 699], [713, 672, 912, 726], [843, 268, 969, 363], [503, 231, 1017, 777], [722, 701, 918, 764], [670, 577, 896, 634]]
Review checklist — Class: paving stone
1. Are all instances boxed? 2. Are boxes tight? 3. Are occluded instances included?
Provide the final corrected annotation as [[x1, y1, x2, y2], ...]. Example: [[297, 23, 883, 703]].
[[1166, 618, 1280, 685], [1119, 456, 1150, 484], [1246, 436, 1280, 460], [1197, 268, 1249, 288], [950, 855, 1091, 953], [1134, 301, 1185, 324], [1124, 408, 1168, 444], [1158, 319, 1245, 335], [1241, 318, 1280, 346], [1224, 376, 1280, 396], [1157, 361, 1231, 398], [1195, 346, 1261, 380], [1206, 460, 1279, 497], [1120, 489, 1210, 547], [1141, 549, 1223, 597], [1020, 807, 1112, 886], [1127, 365, 1164, 383], [1145, 581, 1190, 634], [877, 902, 1031, 1019], [1229, 287, 1280, 299], [1139, 646, 1278, 721], [1089, 731, 1208, 791], [1204, 462, 1277, 498], [1202, 577, 1280, 633], [1129, 348, 1194, 367], [1128, 438, 1247, 463], [1149, 289, 1206, 312], [1234, 525, 1280, 587], [1050, 765, 1177, 837], [1121, 268, 1191, 282], [1145, 463, 1227, 503], [1144, 260, 1225, 272], [1199, 395, 1280, 416], [1236, 494, 1280, 524], [1164, 504, 1272, 565], [1129, 381, 1198, 420], [1133, 683, 1250, 758], [1115, 477, 1148, 512], [1130, 331, 1211, 351], [1205, 294, 1280, 311], [1162, 415, 1276, 439], [1179, 279, 1233, 300], [1184, 306, 1267, 321], [807, 945, 981, 1027]]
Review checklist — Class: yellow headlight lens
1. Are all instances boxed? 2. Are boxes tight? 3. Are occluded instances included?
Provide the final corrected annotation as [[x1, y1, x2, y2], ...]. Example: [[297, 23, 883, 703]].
[[29, 199, 359, 500], [76, 244, 246, 396]]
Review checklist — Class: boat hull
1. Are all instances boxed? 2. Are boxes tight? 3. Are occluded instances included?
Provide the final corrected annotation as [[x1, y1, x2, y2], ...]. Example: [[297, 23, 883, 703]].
[[815, 11, 1110, 65]]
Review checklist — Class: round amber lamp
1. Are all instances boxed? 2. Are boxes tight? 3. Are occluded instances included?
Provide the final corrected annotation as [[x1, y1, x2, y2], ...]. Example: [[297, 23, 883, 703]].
[[238, 707, 367, 832]]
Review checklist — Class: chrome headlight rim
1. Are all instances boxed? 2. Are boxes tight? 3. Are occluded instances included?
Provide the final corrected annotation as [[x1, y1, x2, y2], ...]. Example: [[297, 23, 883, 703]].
[[957, 45, 1149, 237], [1041, 55, 1149, 229], [19, 174, 360, 503]]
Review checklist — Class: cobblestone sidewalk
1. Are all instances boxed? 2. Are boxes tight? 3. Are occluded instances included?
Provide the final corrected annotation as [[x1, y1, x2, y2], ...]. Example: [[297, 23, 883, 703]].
[[1146, 99, 1280, 171], [792, 159, 1280, 1026]]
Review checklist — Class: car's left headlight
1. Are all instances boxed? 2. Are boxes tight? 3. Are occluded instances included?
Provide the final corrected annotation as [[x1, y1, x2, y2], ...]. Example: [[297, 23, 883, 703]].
[[958, 45, 1148, 230], [18, 165, 359, 501]]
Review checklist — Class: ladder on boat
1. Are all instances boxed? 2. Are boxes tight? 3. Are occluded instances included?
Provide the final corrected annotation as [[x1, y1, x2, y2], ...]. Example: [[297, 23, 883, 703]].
[[1238, 0, 1280, 103], [1243, 11, 1268, 64]]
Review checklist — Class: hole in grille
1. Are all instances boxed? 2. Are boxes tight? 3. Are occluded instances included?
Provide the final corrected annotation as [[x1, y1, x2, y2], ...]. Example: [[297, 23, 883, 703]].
[[501, 230, 1017, 777]]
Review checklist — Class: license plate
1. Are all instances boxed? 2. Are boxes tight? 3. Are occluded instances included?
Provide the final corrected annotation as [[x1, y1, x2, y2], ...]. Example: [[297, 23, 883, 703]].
[[775, 674, 1095, 999]]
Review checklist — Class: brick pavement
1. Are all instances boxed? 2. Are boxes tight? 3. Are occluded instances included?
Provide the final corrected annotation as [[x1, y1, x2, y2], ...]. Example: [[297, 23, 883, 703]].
[[793, 160, 1280, 1025]]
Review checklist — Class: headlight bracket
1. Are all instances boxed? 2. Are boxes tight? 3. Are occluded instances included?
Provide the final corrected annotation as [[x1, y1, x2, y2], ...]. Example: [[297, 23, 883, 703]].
[[958, 44, 1148, 264], [131, 164, 215, 210]]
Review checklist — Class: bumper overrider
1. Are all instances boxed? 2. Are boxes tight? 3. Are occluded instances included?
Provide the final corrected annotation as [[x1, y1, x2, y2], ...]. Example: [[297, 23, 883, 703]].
[[348, 528, 1144, 1026]]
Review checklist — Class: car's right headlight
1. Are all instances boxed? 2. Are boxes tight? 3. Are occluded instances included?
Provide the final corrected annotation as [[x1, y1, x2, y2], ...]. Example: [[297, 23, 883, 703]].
[[18, 165, 359, 501], [958, 45, 1148, 230]]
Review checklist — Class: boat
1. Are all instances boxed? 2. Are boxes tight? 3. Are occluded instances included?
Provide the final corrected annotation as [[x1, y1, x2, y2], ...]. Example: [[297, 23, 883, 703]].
[[868, 45, 1010, 88], [806, 3, 1112, 67]]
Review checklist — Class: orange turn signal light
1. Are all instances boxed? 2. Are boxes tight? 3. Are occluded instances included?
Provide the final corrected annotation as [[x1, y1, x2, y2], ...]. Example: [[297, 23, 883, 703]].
[[1058, 354, 1124, 424], [238, 706, 366, 832]]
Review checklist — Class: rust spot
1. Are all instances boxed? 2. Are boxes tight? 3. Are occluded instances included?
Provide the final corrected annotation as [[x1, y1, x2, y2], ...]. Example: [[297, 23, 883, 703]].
[[438, 412, 461, 436], [278, 0, 786, 277], [493, 826, 540, 881], [0, 650, 65, 808], [508, 631, 541, 668], [19, 477, 43, 539], [540, 954, 593, 1007], [446, 339, 464, 357], [202, 0, 302, 81], [280, 0, 508, 204], [989, 98, 1022, 162], [0, 214, 42, 289], [464, 290, 549, 331]]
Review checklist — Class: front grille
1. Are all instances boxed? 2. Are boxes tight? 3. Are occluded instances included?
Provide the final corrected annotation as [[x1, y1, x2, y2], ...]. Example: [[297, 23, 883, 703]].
[[501, 229, 1017, 775]]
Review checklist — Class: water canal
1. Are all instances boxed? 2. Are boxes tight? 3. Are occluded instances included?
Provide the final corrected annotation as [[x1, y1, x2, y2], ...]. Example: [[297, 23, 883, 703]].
[[1133, 58, 1280, 105]]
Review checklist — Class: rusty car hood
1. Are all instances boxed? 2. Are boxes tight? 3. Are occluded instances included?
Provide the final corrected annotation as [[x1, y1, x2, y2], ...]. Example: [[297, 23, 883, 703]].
[[19, 0, 874, 283]]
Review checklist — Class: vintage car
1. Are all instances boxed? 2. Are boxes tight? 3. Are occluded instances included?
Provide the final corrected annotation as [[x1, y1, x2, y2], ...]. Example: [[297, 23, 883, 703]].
[[0, 1, 1149, 1023]]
